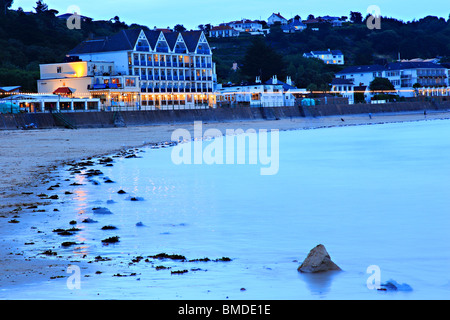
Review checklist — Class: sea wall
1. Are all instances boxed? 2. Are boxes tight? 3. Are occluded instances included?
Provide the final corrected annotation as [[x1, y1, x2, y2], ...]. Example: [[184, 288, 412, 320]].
[[1, 101, 449, 130]]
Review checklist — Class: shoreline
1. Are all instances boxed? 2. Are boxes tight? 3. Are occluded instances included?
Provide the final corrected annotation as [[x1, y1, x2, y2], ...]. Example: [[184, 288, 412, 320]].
[[1, 110, 449, 292]]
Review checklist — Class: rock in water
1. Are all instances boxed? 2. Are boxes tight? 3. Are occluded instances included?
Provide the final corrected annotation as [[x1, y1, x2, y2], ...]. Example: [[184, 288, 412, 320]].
[[298, 244, 342, 273]]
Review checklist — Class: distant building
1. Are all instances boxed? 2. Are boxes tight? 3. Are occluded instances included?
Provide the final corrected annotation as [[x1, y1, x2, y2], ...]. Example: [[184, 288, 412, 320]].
[[0, 86, 21, 94], [304, 49, 344, 65], [319, 15, 343, 27], [268, 13, 288, 25], [334, 61, 450, 100], [57, 13, 92, 22], [302, 16, 343, 27], [215, 75, 296, 107], [214, 19, 267, 36], [330, 78, 356, 104], [209, 25, 240, 38], [281, 18, 307, 33], [225, 19, 264, 33]]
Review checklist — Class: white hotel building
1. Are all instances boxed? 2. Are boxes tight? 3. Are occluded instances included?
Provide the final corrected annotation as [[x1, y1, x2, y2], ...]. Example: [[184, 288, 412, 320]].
[[333, 61, 449, 101], [38, 28, 217, 110]]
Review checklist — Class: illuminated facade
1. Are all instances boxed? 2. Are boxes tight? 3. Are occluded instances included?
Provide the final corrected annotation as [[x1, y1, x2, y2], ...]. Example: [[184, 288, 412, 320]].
[[66, 28, 217, 110], [38, 61, 141, 109]]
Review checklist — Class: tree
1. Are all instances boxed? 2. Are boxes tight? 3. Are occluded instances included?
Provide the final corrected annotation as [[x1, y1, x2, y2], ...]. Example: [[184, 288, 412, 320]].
[[174, 24, 187, 33], [307, 14, 315, 20], [1, 0, 13, 15], [350, 11, 363, 24], [369, 77, 395, 92], [34, 0, 48, 13], [241, 37, 285, 82]]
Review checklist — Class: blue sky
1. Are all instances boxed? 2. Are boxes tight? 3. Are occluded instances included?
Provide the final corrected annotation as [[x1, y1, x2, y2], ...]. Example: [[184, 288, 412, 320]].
[[12, 0, 449, 29]]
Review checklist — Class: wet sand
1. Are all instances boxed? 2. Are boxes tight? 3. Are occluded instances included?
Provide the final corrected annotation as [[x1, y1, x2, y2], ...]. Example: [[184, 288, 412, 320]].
[[1, 110, 449, 291]]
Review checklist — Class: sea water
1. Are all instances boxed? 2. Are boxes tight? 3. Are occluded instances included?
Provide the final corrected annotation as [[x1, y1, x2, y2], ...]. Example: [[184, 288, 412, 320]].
[[2, 119, 450, 300]]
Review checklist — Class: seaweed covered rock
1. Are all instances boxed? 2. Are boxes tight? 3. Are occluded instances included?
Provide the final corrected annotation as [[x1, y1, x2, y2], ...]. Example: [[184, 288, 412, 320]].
[[298, 244, 341, 273]]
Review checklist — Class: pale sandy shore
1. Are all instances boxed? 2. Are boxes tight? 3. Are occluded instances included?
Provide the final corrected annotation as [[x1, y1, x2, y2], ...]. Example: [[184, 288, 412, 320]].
[[0, 110, 449, 292]]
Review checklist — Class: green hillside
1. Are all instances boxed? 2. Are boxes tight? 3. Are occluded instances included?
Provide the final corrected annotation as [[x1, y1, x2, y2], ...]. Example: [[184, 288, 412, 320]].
[[1, 1, 449, 91]]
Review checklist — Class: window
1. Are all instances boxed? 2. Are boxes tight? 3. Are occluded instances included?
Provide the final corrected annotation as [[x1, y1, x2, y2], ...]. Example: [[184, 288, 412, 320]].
[[125, 78, 136, 87], [57, 67, 62, 73]]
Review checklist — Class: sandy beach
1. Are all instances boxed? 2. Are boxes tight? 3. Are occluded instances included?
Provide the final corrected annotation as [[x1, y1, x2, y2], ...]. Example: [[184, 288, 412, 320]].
[[1, 110, 449, 291]]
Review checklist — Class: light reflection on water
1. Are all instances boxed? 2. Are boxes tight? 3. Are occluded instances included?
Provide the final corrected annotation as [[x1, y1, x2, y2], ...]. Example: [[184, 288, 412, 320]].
[[3, 120, 450, 299]]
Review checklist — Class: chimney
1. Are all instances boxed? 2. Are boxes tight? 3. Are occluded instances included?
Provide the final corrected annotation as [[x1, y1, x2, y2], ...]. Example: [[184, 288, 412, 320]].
[[286, 76, 292, 86], [272, 75, 277, 84]]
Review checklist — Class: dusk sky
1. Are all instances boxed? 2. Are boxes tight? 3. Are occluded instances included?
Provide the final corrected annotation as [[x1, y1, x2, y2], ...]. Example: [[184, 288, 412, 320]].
[[12, 0, 449, 29]]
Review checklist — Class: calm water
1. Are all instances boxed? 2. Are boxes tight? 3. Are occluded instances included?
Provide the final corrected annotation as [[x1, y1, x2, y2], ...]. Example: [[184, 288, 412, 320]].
[[2, 119, 450, 299]]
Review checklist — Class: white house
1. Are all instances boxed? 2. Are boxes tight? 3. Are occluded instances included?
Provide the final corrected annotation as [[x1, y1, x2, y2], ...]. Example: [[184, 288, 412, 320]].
[[330, 78, 356, 104], [224, 19, 265, 34], [268, 13, 288, 25], [281, 18, 307, 33], [215, 76, 296, 107], [304, 49, 344, 65], [209, 25, 240, 38], [37, 60, 141, 110], [334, 61, 450, 99]]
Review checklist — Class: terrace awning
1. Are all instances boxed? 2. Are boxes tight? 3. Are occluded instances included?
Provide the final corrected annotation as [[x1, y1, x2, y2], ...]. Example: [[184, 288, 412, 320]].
[[53, 87, 73, 95]]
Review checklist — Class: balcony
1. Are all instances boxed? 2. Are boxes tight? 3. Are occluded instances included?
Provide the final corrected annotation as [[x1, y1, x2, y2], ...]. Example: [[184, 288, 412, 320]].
[[175, 48, 187, 54], [197, 49, 211, 55], [141, 75, 147, 80], [88, 83, 122, 90], [147, 61, 153, 67], [140, 60, 147, 66], [160, 61, 166, 67], [154, 62, 160, 67], [136, 46, 150, 52], [133, 60, 140, 66], [156, 47, 169, 53]]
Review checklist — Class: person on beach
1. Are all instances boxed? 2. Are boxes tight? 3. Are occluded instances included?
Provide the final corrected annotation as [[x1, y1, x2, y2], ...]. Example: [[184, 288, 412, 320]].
[[369, 113, 372, 119]]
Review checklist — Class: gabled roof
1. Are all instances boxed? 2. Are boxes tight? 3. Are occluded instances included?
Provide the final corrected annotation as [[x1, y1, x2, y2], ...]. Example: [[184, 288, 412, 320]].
[[337, 61, 447, 75], [270, 12, 287, 20], [69, 29, 141, 54], [69, 29, 208, 55], [331, 78, 354, 85], [180, 31, 203, 52], [336, 65, 386, 74], [212, 25, 236, 31], [163, 32, 179, 51], [264, 79, 296, 90], [386, 61, 446, 70], [143, 30, 162, 50], [311, 50, 343, 55], [0, 86, 21, 92]]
